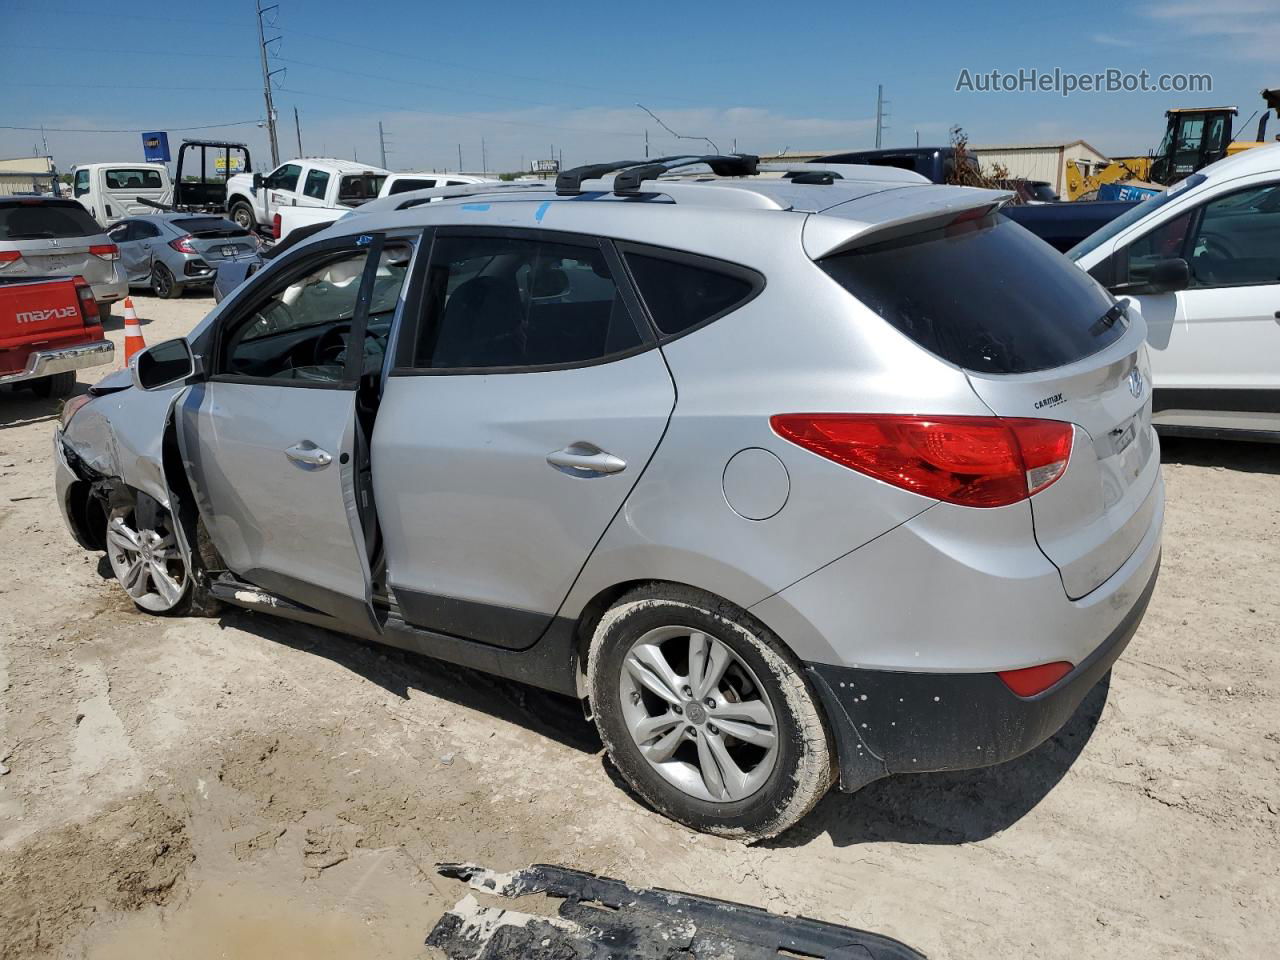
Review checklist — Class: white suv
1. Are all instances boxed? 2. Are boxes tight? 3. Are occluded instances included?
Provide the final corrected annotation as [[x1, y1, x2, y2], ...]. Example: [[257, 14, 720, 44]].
[[1070, 143, 1280, 441]]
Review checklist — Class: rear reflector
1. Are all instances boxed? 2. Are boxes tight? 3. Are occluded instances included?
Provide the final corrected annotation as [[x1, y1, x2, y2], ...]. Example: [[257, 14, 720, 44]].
[[89, 244, 119, 261], [770, 414, 1073, 508], [997, 661, 1073, 697]]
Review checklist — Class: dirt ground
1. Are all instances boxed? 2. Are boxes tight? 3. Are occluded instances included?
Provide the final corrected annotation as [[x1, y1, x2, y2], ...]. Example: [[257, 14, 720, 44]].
[[1, 291, 1277, 959]]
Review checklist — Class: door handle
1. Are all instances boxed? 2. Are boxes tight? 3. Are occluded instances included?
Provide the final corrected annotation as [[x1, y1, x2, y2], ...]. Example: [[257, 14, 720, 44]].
[[285, 441, 333, 469], [546, 443, 626, 477]]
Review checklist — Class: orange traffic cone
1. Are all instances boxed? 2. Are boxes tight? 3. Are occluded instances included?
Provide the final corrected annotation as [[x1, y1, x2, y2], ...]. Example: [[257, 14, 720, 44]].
[[122, 297, 146, 366]]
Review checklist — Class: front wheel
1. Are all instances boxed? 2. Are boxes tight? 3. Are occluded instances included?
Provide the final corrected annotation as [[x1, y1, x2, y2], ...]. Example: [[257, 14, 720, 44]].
[[105, 493, 215, 616], [587, 584, 834, 840]]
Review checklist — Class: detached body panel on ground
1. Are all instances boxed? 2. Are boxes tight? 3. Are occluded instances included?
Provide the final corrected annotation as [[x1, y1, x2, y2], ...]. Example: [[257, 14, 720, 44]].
[[54, 162, 1163, 837]]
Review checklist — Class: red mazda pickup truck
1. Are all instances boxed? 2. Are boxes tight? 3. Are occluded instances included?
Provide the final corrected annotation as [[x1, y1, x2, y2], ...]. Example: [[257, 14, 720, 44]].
[[0, 275, 114, 398]]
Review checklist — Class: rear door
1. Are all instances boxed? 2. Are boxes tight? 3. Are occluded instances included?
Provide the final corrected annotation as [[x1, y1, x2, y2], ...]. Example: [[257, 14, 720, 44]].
[[820, 212, 1158, 600], [373, 227, 675, 648], [179, 232, 411, 629]]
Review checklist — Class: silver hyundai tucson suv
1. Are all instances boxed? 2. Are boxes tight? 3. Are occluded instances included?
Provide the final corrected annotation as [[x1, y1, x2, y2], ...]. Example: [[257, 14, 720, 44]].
[[53, 156, 1164, 839]]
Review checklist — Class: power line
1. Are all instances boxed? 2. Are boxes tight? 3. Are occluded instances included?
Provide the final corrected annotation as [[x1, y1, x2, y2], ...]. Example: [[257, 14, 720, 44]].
[[0, 120, 265, 134]]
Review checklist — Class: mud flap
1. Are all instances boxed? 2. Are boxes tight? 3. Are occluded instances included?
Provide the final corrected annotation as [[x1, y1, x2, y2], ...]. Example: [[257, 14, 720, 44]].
[[427, 863, 926, 960]]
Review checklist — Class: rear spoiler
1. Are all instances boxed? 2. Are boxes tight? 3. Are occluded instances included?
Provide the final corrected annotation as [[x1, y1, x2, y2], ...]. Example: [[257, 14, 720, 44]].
[[803, 186, 1013, 259]]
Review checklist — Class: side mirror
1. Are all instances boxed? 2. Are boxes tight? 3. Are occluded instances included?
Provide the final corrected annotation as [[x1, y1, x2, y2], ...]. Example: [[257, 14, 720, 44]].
[[252, 172, 264, 192], [1142, 257, 1191, 294], [131, 338, 197, 391], [1112, 257, 1190, 296]]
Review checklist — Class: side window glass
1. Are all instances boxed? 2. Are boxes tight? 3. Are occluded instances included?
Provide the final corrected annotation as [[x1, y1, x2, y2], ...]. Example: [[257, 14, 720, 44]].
[[266, 163, 302, 192], [1124, 212, 1192, 287], [221, 243, 409, 383], [303, 169, 330, 200], [1187, 184, 1280, 288], [73, 170, 90, 197], [415, 235, 643, 370], [388, 178, 434, 195], [624, 251, 757, 336]]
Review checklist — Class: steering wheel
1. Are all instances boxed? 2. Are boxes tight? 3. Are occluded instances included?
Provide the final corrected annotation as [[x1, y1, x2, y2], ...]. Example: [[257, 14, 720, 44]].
[[312, 326, 349, 367]]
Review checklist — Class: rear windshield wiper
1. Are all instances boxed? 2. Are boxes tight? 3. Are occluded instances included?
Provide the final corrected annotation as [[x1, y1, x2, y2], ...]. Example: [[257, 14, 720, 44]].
[[1088, 302, 1127, 337]]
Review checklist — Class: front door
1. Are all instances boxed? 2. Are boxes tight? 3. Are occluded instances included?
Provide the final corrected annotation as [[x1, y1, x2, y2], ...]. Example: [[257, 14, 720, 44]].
[[178, 231, 411, 629], [373, 228, 675, 649], [260, 162, 303, 222]]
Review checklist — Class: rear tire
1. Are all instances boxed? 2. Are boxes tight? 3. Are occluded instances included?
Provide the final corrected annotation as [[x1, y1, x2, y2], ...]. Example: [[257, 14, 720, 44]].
[[587, 583, 834, 840], [228, 201, 256, 233], [30, 371, 77, 398], [97, 301, 112, 324], [151, 263, 182, 299]]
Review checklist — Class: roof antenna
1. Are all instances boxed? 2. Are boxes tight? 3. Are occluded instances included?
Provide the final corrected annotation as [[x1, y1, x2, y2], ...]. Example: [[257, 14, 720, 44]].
[[636, 103, 720, 154]]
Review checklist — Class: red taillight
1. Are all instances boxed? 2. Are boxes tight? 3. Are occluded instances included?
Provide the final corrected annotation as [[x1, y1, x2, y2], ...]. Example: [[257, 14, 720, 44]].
[[272, 213, 282, 240], [73, 276, 99, 324], [998, 661, 1073, 697], [169, 235, 197, 254], [770, 414, 1073, 508], [0, 250, 21, 266], [89, 243, 119, 261]]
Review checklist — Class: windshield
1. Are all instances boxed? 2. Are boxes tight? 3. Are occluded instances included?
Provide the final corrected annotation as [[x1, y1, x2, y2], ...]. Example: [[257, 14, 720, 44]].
[[1067, 173, 1207, 261]]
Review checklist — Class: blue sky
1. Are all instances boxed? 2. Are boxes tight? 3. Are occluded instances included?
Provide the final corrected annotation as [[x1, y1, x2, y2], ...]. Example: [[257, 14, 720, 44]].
[[3, 0, 1277, 174]]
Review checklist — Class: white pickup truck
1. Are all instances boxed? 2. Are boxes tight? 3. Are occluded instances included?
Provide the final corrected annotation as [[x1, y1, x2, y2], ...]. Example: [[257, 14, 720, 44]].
[[272, 171, 492, 241], [71, 162, 174, 228], [224, 158, 391, 236]]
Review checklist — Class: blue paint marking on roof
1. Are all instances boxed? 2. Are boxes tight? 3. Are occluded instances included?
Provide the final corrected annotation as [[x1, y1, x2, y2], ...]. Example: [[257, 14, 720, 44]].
[[534, 201, 551, 222], [461, 203, 491, 211]]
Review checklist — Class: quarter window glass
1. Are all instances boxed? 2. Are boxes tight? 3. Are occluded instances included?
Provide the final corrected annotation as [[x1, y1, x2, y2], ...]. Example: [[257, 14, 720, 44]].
[[1187, 184, 1280, 287], [135, 221, 163, 239], [1125, 212, 1193, 286], [103, 168, 164, 190], [303, 169, 330, 200], [415, 235, 643, 369], [624, 252, 756, 336], [266, 164, 302, 191], [222, 244, 410, 383]]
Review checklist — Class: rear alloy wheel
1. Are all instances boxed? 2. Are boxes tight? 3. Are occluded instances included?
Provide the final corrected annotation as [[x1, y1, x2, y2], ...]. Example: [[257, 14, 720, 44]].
[[588, 584, 834, 840], [105, 497, 203, 615], [150, 263, 182, 299], [229, 201, 256, 232]]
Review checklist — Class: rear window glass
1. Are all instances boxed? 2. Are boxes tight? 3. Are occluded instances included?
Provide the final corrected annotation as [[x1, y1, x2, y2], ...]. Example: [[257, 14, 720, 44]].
[[172, 217, 249, 237], [624, 252, 758, 337], [820, 214, 1124, 374], [0, 202, 102, 240], [388, 178, 435, 195], [104, 168, 164, 190]]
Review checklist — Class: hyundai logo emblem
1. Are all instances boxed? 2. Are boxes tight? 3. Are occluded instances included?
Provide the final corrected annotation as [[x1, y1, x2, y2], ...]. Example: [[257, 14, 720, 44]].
[[1127, 367, 1144, 399]]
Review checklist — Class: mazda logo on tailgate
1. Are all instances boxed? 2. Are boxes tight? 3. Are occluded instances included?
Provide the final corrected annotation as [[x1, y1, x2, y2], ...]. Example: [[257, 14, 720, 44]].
[[1127, 367, 1144, 399]]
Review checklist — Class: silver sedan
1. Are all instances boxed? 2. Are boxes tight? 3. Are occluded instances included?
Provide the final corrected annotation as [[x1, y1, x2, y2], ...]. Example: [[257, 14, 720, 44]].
[[106, 214, 261, 299]]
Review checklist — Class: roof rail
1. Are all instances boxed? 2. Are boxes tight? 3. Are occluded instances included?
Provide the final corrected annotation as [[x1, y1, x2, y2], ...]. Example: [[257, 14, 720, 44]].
[[557, 154, 762, 197], [757, 161, 929, 184], [368, 179, 554, 213]]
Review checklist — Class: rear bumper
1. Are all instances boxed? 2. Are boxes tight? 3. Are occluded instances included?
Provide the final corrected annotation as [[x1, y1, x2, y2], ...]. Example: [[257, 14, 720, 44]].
[[807, 556, 1159, 791], [0, 339, 114, 386], [90, 274, 127, 304]]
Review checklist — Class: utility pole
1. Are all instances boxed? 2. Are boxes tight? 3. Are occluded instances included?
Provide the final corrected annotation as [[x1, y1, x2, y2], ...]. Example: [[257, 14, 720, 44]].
[[644, 129, 649, 159], [294, 107, 303, 158], [256, 1, 282, 167], [874, 84, 890, 149], [378, 121, 390, 169], [457, 143, 463, 172], [480, 137, 487, 176]]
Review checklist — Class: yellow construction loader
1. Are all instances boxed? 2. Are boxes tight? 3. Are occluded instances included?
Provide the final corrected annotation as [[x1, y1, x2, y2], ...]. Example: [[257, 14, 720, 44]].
[[1065, 89, 1280, 200]]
